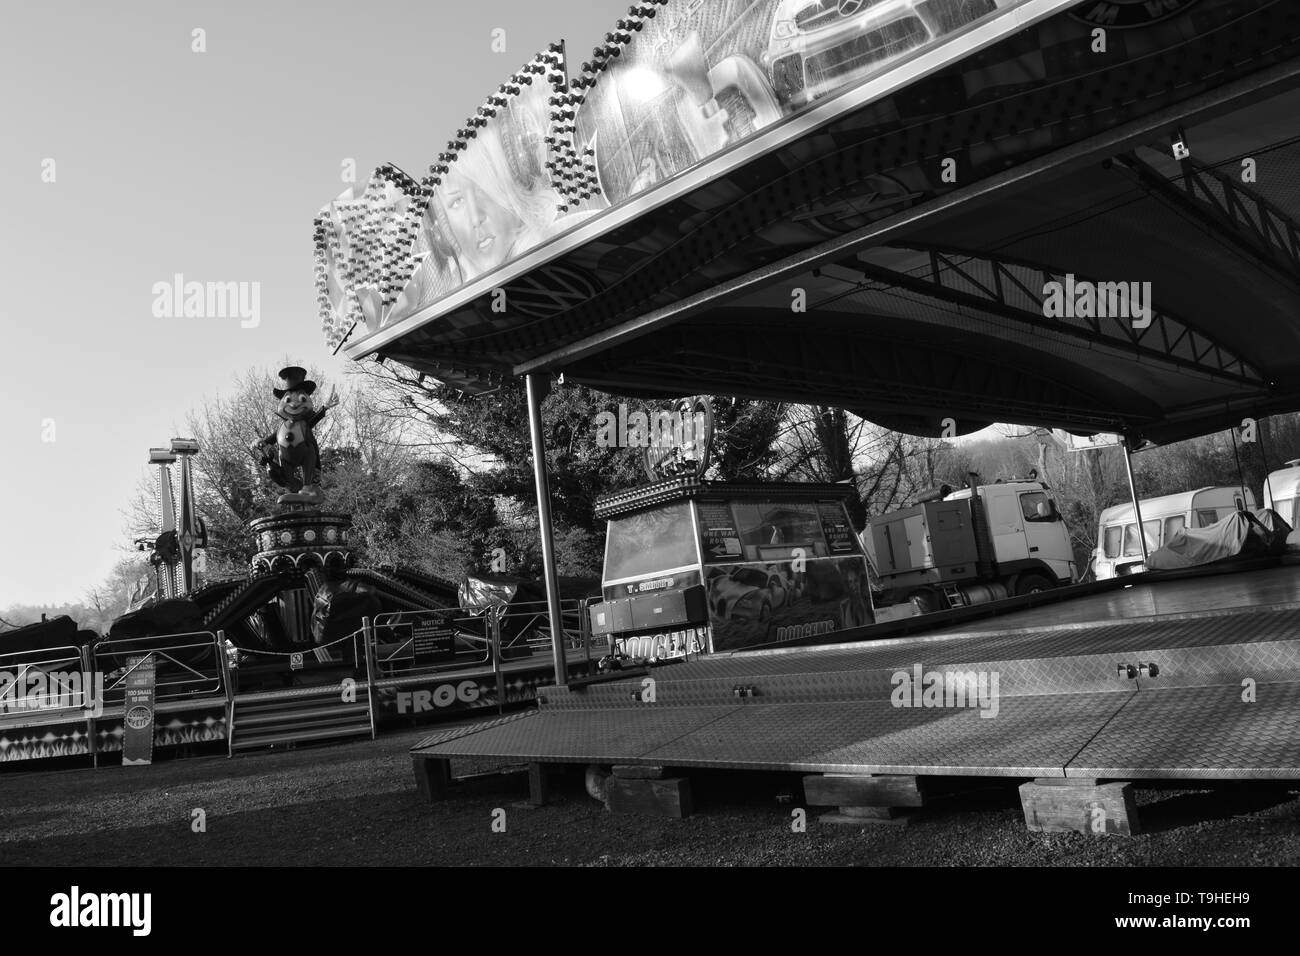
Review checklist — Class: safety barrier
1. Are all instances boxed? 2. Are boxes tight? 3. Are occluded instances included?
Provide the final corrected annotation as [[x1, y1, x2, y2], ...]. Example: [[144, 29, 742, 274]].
[[2, 592, 606, 764], [93, 630, 224, 703], [370, 606, 495, 676], [0, 644, 95, 720]]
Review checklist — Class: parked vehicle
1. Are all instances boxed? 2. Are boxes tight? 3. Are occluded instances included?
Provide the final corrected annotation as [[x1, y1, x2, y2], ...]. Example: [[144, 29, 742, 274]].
[[1093, 486, 1256, 580], [1264, 459, 1300, 528], [866, 472, 1075, 613]]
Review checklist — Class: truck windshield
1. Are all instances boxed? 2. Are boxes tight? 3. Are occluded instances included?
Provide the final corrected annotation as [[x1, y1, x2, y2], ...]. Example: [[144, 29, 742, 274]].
[[604, 502, 698, 582]]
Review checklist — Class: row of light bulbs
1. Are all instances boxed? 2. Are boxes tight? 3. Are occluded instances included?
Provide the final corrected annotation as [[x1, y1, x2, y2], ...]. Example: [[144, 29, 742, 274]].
[[316, 1, 668, 349]]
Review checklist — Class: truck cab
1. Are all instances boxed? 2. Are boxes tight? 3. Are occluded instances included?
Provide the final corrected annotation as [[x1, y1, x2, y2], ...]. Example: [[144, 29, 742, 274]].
[[868, 478, 1075, 612], [945, 481, 1075, 586]]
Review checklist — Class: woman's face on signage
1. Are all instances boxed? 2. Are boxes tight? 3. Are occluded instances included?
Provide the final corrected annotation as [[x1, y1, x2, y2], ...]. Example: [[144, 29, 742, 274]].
[[439, 167, 523, 276]]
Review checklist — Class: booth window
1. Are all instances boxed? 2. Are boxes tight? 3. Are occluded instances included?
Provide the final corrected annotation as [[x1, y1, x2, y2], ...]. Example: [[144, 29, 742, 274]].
[[604, 502, 698, 582], [732, 502, 825, 554]]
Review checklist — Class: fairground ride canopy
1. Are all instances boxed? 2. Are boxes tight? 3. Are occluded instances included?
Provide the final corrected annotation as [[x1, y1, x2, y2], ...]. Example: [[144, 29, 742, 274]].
[[319, 0, 1300, 445]]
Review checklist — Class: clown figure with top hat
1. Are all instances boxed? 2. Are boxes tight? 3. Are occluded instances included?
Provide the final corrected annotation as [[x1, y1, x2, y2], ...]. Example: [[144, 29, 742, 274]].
[[251, 366, 339, 505]]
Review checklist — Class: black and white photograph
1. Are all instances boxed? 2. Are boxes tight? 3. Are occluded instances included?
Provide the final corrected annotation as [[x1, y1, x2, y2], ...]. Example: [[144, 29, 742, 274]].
[[3, 0, 1298, 936]]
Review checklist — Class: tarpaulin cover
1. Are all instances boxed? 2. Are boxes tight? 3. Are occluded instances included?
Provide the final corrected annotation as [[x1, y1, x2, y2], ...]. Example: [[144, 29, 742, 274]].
[[108, 599, 204, 640], [1147, 509, 1291, 571], [457, 575, 601, 612], [0, 615, 98, 653]]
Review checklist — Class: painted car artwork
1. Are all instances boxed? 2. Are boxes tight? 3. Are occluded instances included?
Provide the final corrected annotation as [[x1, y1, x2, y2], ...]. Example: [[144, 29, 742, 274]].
[[321, 0, 1021, 350], [706, 555, 872, 651]]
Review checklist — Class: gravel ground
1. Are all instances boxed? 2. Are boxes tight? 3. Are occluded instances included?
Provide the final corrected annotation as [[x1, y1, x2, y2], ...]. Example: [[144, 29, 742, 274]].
[[1, 727, 1298, 866]]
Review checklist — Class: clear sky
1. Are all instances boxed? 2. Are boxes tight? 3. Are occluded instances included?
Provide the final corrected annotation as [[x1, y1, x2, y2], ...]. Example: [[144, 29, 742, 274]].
[[0, 0, 617, 606]]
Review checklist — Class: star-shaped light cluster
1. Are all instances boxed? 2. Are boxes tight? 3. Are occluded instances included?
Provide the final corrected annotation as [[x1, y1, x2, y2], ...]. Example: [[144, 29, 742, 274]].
[[315, 2, 667, 354]]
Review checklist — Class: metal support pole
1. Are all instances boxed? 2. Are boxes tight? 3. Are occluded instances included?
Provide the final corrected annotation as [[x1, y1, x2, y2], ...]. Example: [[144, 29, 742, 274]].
[[82, 643, 97, 769], [362, 616, 377, 740], [491, 608, 505, 715], [217, 629, 234, 758], [1122, 438, 1150, 568], [525, 373, 568, 688]]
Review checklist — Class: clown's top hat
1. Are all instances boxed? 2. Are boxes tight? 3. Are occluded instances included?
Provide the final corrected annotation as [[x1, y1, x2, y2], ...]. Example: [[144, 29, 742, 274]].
[[273, 367, 317, 398]]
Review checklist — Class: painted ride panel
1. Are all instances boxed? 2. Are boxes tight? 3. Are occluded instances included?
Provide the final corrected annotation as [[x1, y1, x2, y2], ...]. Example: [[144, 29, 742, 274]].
[[591, 478, 874, 661]]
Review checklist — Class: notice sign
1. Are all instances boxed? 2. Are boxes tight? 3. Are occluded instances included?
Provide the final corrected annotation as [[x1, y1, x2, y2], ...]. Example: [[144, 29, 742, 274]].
[[121, 654, 156, 766], [412, 621, 455, 664], [818, 502, 857, 554], [699, 502, 741, 561]]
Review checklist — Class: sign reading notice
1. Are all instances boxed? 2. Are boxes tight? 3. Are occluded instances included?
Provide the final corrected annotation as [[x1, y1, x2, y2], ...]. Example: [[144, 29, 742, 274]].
[[412, 622, 456, 664], [121, 654, 156, 767]]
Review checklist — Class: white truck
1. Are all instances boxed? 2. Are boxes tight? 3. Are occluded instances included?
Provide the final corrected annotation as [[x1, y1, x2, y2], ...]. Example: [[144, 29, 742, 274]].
[[864, 473, 1076, 614]]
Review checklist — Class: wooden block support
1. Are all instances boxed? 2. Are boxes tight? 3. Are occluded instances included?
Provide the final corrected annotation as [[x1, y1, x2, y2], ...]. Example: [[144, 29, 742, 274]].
[[804, 774, 927, 808], [528, 762, 551, 806], [606, 775, 693, 818], [412, 756, 452, 803], [1020, 779, 1140, 836]]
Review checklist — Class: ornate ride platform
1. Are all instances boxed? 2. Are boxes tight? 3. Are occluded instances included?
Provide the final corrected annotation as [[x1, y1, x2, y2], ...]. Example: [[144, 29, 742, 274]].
[[248, 510, 355, 577]]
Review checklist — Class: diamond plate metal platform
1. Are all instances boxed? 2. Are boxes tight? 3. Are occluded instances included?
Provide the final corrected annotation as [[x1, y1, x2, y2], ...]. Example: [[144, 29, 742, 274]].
[[411, 568, 1300, 782]]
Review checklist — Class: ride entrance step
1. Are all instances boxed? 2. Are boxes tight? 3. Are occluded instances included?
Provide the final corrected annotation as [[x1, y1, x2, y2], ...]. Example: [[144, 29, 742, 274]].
[[229, 684, 372, 752]]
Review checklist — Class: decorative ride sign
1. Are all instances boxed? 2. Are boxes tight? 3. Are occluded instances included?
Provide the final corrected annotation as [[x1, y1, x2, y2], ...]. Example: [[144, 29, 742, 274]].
[[121, 654, 157, 767], [643, 395, 714, 483]]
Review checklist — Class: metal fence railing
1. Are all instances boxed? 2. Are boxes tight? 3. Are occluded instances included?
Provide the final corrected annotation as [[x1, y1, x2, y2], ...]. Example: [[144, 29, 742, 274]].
[[4, 591, 610, 766], [93, 631, 224, 703], [0, 644, 94, 720], [369, 606, 494, 677]]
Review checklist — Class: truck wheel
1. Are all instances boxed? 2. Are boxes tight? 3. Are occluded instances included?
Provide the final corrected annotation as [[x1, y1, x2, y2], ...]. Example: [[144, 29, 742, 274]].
[[907, 589, 941, 614], [1014, 574, 1054, 596]]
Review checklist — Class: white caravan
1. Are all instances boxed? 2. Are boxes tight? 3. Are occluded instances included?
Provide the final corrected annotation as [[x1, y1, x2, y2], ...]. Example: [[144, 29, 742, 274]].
[[1094, 485, 1257, 580], [1263, 459, 1300, 528]]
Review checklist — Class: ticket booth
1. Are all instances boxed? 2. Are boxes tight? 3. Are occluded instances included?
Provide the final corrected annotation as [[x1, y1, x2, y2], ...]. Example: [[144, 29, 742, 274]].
[[589, 478, 874, 663]]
